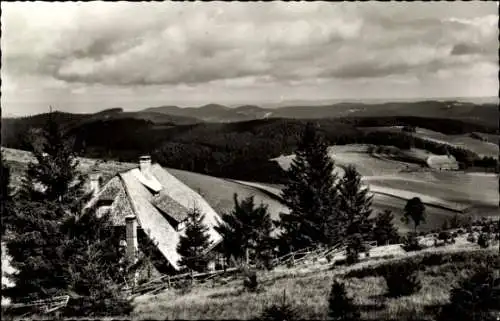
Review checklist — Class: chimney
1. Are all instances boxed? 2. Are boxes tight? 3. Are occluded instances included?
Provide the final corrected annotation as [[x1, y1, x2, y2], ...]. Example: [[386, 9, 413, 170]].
[[125, 215, 138, 263], [89, 173, 101, 197], [139, 155, 152, 177]]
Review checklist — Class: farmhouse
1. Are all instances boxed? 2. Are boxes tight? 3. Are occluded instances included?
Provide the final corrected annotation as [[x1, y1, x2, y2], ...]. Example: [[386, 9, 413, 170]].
[[426, 155, 459, 171], [85, 155, 224, 273]]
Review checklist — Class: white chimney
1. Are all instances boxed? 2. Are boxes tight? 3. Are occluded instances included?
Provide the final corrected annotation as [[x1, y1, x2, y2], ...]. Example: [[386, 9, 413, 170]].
[[125, 215, 138, 263], [139, 155, 152, 178], [89, 173, 101, 197]]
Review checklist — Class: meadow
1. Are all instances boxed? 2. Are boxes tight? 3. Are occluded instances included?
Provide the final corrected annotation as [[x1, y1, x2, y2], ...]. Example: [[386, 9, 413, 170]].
[[362, 126, 499, 158], [131, 247, 499, 320]]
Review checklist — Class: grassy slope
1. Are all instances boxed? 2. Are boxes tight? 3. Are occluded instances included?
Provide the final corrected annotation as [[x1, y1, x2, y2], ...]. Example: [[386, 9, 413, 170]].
[[272, 145, 499, 232], [361, 126, 499, 158], [132, 247, 499, 320], [168, 168, 289, 221]]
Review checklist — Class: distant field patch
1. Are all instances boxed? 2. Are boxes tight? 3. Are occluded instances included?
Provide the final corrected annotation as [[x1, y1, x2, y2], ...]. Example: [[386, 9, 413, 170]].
[[272, 145, 409, 177], [362, 126, 499, 158]]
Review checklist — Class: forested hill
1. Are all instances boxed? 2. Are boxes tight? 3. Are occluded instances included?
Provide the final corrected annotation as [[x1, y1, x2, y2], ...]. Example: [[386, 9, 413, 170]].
[[144, 100, 499, 128]]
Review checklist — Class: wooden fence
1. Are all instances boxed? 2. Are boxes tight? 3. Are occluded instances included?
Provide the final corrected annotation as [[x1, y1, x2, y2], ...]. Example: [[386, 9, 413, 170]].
[[125, 241, 378, 297], [2, 295, 69, 316]]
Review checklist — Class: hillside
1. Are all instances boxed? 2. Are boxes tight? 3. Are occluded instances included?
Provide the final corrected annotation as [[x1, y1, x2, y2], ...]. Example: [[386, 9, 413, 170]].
[[360, 126, 499, 158], [3, 107, 497, 184], [273, 144, 499, 232], [132, 248, 499, 320]]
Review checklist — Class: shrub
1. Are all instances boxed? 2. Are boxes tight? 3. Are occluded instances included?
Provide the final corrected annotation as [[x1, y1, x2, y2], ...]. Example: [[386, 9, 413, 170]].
[[481, 225, 491, 233], [467, 233, 476, 243], [175, 278, 193, 295], [438, 267, 500, 321], [346, 234, 364, 265], [477, 233, 490, 248], [383, 262, 422, 297], [402, 233, 423, 252], [438, 231, 451, 242], [257, 290, 299, 321], [328, 280, 360, 321], [243, 269, 259, 292], [457, 229, 464, 235]]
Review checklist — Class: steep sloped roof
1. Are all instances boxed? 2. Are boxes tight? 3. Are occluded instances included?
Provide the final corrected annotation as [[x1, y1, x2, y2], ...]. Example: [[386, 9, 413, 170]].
[[85, 162, 223, 270], [151, 193, 189, 223], [120, 170, 182, 269], [85, 176, 133, 225], [426, 155, 459, 169], [150, 164, 223, 244]]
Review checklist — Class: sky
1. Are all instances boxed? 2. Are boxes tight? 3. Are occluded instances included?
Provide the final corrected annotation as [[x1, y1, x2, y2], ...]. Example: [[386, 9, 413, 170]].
[[1, 1, 498, 116]]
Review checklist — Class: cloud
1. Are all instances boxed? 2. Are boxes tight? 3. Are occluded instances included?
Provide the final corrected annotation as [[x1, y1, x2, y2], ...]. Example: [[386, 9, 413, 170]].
[[1, 2, 498, 115]]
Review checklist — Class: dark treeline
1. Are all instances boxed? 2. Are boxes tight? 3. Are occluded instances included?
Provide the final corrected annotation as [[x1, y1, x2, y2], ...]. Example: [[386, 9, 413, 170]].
[[341, 115, 499, 135], [2, 115, 498, 183]]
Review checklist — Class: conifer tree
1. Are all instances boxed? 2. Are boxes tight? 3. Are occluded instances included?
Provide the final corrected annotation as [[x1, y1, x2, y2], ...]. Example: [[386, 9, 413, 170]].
[[278, 122, 340, 252], [5, 113, 131, 316], [1, 154, 13, 237], [328, 280, 360, 321], [19, 112, 84, 207], [177, 207, 212, 272], [372, 210, 400, 246], [215, 194, 275, 268], [338, 165, 373, 237]]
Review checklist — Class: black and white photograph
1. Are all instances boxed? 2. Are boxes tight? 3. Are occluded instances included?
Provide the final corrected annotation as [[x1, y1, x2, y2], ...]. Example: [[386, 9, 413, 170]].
[[1, 1, 499, 320]]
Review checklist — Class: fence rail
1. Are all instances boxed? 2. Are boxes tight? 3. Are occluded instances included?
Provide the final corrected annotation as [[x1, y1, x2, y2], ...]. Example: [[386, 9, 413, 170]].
[[125, 241, 376, 297], [3, 295, 69, 315]]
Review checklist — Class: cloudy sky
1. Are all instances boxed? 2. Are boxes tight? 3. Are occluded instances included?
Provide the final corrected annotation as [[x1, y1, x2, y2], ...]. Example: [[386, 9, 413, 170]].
[[1, 1, 498, 116]]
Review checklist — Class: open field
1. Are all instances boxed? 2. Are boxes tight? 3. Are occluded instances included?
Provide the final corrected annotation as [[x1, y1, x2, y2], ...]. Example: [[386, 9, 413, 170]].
[[132, 248, 499, 320], [168, 169, 290, 221], [361, 126, 499, 158], [273, 145, 416, 177], [272, 144, 499, 232]]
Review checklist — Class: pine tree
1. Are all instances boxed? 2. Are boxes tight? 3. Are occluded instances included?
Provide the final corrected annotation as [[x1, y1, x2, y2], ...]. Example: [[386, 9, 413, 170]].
[[177, 207, 212, 273], [338, 165, 373, 262], [372, 210, 400, 246], [402, 197, 426, 234], [328, 280, 360, 321], [19, 113, 84, 208], [215, 194, 275, 268], [279, 122, 340, 252], [1, 154, 13, 237], [5, 112, 131, 316], [62, 207, 131, 316], [338, 165, 373, 235]]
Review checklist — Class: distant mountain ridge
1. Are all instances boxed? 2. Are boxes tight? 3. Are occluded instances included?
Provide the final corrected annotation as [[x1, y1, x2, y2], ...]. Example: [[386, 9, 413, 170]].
[[142, 100, 498, 128]]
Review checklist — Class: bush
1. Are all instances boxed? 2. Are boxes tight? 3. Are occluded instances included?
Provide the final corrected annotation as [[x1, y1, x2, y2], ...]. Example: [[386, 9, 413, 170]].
[[328, 280, 360, 321], [438, 231, 451, 242], [438, 267, 500, 321], [257, 290, 299, 321], [401, 233, 423, 252], [175, 278, 193, 295], [467, 233, 476, 243], [383, 262, 422, 297], [243, 269, 259, 292], [477, 233, 490, 248], [346, 234, 364, 265]]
